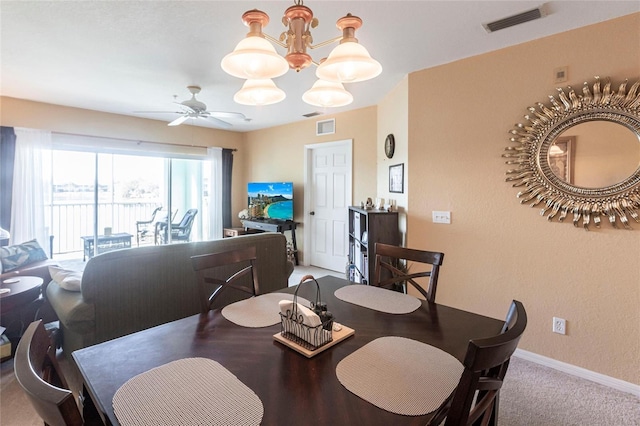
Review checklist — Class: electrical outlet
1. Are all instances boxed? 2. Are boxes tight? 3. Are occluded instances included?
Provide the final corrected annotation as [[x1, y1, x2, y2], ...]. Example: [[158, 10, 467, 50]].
[[552, 317, 566, 335], [432, 211, 451, 224]]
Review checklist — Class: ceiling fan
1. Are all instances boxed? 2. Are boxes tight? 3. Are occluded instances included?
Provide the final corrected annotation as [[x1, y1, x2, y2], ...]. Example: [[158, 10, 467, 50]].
[[135, 86, 248, 128]]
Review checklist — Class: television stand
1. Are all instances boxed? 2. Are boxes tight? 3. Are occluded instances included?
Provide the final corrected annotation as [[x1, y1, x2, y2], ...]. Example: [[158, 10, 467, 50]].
[[241, 219, 298, 265]]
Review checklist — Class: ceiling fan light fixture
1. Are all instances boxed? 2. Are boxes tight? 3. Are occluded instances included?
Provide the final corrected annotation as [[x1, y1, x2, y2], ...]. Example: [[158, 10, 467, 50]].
[[233, 79, 286, 106], [302, 79, 353, 107], [316, 42, 382, 83]]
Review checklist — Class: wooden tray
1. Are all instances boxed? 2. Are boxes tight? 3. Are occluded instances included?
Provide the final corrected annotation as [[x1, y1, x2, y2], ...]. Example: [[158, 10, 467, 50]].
[[273, 324, 355, 358]]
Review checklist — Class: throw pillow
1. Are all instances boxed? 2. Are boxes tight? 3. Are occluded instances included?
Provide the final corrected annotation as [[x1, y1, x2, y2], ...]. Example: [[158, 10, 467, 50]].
[[49, 265, 83, 292], [0, 239, 48, 273]]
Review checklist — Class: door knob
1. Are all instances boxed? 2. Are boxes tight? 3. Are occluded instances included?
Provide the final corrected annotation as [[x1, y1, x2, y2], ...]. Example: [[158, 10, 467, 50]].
[[310, 211, 315, 215]]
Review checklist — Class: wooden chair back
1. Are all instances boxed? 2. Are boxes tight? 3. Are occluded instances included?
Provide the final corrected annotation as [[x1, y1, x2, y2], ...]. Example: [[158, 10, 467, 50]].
[[373, 242, 444, 302], [429, 300, 528, 426], [191, 245, 260, 314], [14, 320, 84, 426]]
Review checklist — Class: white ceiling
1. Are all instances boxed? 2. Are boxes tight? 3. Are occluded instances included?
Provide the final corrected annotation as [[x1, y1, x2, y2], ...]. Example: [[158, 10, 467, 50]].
[[1, 1, 638, 132]]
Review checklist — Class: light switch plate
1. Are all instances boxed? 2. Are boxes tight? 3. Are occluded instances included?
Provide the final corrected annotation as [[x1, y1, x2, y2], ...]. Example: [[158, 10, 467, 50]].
[[432, 211, 451, 224]]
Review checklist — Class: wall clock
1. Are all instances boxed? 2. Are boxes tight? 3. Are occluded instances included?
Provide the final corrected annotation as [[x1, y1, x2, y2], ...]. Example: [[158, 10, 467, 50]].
[[384, 134, 395, 159]]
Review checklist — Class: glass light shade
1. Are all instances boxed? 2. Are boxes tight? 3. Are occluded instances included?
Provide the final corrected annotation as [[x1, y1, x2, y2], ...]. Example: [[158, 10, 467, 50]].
[[221, 36, 289, 80], [233, 79, 286, 106], [316, 42, 382, 83], [302, 79, 353, 107]]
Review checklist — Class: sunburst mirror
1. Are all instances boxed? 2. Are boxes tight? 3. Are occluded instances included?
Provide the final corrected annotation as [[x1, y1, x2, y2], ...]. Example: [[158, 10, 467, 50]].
[[503, 76, 640, 230]]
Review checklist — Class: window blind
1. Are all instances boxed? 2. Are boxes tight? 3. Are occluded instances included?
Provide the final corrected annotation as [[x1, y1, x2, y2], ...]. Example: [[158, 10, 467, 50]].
[[52, 133, 209, 159]]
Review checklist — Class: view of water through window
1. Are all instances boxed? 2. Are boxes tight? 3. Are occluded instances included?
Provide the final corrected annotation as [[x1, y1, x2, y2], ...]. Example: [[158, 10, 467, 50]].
[[49, 150, 205, 256]]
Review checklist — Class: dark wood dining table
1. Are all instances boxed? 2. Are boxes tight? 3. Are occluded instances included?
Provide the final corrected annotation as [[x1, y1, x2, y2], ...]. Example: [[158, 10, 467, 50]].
[[73, 275, 503, 425]]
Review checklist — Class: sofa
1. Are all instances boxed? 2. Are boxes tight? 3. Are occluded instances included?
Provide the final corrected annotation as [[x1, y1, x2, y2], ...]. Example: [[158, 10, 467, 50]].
[[0, 240, 59, 325], [46, 233, 294, 355]]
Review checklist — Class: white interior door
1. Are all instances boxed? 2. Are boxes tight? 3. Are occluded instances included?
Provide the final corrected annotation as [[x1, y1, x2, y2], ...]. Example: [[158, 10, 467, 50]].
[[304, 140, 352, 272]]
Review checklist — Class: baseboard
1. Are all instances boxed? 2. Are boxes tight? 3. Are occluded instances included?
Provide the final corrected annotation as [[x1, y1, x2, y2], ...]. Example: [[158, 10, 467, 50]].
[[514, 349, 640, 397]]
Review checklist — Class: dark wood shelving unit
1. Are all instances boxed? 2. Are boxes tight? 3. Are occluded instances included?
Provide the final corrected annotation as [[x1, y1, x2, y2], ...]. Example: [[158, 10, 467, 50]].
[[348, 206, 400, 284]]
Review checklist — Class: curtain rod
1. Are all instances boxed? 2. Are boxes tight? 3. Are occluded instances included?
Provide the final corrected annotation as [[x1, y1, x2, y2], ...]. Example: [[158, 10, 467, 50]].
[[53, 131, 237, 152]]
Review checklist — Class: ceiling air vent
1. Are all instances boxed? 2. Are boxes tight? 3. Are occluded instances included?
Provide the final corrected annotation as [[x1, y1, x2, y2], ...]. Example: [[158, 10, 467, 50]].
[[303, 111, 323, 118], [483, 4, 547, 33]]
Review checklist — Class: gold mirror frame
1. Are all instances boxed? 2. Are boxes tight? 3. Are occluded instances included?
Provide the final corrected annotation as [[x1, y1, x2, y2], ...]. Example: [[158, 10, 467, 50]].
[[503, 76, 640, 230]]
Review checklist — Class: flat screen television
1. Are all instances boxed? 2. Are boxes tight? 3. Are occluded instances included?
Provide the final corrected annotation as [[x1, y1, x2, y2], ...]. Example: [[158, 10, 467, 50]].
[[247, 182, 293, 221]]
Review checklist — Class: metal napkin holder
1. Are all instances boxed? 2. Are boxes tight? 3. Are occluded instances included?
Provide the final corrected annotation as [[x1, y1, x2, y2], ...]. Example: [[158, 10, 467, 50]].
[[279, 275, 334, 351]]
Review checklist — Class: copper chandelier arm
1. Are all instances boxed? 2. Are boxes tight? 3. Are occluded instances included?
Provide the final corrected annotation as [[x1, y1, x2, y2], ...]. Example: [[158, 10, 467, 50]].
[[308, 35, 343, 50], [264, 32, 343, 52], [263, 33, 288, 49]]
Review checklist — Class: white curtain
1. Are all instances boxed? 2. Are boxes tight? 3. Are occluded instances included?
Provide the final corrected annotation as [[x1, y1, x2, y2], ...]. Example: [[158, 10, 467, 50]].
[[207, 147, 223, 240], [11, 128, 52, 254]]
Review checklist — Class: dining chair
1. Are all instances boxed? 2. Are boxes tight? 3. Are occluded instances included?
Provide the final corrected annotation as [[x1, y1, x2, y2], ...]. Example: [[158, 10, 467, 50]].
[[191, 245, 260, 314], [135, 206, 162, 246], [373, 242, 444, 302], [428, 300, 528, 426], [14, 319, 84, 426]]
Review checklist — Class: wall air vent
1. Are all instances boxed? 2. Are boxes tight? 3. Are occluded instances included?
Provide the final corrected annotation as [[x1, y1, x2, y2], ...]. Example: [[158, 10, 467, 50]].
[[483, 4, 547, 33], [316, 119, 335, 136], [303, 111, 323, 118]]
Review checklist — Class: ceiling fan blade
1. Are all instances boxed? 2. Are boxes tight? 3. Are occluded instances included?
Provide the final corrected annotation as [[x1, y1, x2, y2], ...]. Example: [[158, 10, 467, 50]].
[[168, 115, 190, 126], [207, 111, 247, 120], [204, 115, 233, 129], [133, 110, 184, 114]]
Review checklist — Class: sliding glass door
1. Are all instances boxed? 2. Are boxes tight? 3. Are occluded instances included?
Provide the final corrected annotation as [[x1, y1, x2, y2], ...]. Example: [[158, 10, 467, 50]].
[[49, 149, 207, 256]]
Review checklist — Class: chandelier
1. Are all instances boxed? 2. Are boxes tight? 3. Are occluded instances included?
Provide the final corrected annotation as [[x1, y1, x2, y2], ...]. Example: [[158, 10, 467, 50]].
[[221, 0, 382, 108]]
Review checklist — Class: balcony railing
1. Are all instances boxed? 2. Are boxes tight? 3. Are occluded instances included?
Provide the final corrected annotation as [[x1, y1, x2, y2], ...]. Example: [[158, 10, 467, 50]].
[[47, 202, 160, 255]]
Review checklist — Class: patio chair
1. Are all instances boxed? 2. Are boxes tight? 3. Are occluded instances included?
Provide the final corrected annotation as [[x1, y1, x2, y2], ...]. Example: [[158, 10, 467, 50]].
[[135, 206, 162, 246], [157, 209, 198, 244]]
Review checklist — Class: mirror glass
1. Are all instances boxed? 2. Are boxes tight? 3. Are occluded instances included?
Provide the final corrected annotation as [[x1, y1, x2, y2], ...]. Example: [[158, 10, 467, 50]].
[[548, 121, 640, 188]]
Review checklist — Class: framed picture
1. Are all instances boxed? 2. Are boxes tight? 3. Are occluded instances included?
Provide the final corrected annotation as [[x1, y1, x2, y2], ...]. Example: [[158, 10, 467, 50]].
[[389, 163, 404, 193], [549, 136, 573, 183]]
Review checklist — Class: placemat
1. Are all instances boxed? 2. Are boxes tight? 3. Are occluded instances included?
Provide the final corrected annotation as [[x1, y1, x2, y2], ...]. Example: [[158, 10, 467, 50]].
[[221, 293, 311, 327], [113, 358, 263, 426], [336, 336, 463, 416], [334, 285, 421, 314]]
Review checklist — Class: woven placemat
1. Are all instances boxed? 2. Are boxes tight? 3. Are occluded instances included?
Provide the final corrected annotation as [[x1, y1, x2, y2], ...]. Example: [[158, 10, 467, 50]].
[[221, 293, 311, 327], [334, 285, 421, 314], [113, 358, 263, 426], [336, 336, 463, 416]]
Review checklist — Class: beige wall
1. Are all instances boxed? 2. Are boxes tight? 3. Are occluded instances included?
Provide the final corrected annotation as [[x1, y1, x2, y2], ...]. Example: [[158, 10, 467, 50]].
[[241, 107, 378, 263], [377, 77, 409, 242], [0, 97, 244, 148], [406, 13, 639, 383]]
